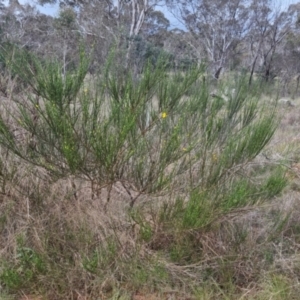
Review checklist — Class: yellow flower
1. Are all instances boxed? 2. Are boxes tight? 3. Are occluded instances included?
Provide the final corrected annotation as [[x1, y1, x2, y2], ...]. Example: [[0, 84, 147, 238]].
[[182, 147, 187, 152], [161, 112, 167, 119], [84, 88, 88, 94], [212, 153, 218, 162]]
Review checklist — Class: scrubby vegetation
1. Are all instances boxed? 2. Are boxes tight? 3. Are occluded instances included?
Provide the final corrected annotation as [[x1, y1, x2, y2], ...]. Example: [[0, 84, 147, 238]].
[[0, 47, 300, 300]]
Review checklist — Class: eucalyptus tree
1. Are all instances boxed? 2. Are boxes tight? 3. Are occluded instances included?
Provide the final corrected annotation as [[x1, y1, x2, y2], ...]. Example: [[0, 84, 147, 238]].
[[54, 7, 81, 76], [140, 8, 170, 48], [166, 0, 251, 78], [38, 0, 168, 68], [0, 0, 56, 55], [271, 2, 300, 95], [246, 0, 292, 85]]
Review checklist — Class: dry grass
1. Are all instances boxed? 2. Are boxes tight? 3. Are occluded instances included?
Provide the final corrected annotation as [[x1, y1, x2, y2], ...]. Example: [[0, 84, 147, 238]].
[[1, 89, 300, 299]]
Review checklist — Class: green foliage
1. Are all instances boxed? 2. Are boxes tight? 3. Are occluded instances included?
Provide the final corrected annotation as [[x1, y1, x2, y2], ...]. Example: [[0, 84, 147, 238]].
[[181, 191, 215, 229], [82, 239, 117, 274], [260, 167, 287, 198], [126, 259, 170, 290], [258, 274, 294, 300], [0, 239, 46, 290], [0, 49, 278, 199], [130, 36, 175, 70], [54, 7, 77, 31], [130, 210, 153, 242], [221, 179, 257, 211], [0, 268, 22, 290]]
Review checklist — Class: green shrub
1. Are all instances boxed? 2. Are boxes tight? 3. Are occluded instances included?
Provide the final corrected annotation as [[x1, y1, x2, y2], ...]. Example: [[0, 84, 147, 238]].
[[0, 47, 286, 297], [0, 240, 46, 290]]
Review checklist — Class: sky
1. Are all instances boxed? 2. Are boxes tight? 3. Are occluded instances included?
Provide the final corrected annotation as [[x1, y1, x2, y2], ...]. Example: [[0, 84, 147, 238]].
[[274, 0, 300, 10]]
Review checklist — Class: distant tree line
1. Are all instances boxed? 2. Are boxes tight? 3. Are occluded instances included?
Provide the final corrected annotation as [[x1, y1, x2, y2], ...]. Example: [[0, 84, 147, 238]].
[[1, 0, 300, 94]]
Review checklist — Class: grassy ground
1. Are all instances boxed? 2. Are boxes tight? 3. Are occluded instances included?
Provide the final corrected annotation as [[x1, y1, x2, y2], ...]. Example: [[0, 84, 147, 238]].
[[0, 58, 300, 299], [0, 96, 297, 300]]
